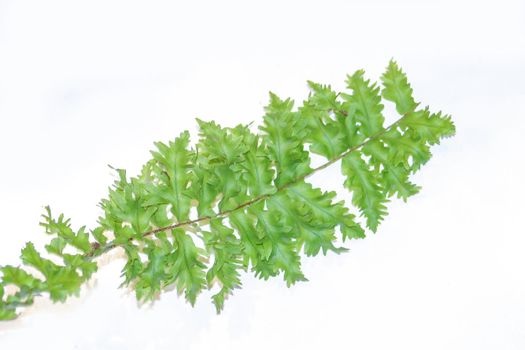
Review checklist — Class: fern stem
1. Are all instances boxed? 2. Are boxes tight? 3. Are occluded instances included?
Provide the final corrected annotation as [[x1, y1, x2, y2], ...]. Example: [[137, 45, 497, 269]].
[[86, 114, 407, 260]]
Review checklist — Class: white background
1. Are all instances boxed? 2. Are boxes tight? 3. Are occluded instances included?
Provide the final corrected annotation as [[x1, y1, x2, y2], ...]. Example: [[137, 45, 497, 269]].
[[0, 0, 524, 349]]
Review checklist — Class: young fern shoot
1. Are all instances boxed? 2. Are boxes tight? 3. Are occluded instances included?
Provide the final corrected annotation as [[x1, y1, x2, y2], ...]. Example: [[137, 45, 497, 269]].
[[0, 61, 455, 320]]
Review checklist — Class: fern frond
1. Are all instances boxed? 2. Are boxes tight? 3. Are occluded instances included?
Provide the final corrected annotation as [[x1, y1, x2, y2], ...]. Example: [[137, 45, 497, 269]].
[[0, 60, 455, 320]]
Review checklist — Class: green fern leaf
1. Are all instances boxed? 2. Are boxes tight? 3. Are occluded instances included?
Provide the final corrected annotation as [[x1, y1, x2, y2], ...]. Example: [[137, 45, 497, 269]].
[[381, 60, 418, 115], [344, 69, 385, 137], [169, 230, 207, 306], [147, 131, 194, 222], [203, 219, 243, 313], [302, 81, 347, 159], [261, 93, 311, 186], [341, 152, 388, 231]]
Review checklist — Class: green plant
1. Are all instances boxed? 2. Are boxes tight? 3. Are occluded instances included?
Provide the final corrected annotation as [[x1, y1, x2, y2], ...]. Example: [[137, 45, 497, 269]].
[[0, 61, 455, 320]]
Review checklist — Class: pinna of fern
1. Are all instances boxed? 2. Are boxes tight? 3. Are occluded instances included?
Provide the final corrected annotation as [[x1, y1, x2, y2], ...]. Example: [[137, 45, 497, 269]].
[[0, 60, 455, 320]]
